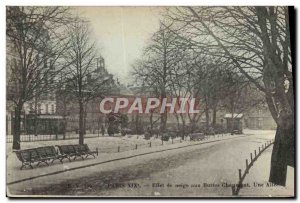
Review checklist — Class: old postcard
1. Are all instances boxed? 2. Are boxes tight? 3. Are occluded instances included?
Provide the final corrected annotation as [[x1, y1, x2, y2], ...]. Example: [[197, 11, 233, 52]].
[[6, 6, 295, 198]]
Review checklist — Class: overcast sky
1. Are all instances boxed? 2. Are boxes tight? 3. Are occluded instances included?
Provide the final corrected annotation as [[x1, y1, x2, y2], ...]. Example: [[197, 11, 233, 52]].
[[73, 7, 165, 84]]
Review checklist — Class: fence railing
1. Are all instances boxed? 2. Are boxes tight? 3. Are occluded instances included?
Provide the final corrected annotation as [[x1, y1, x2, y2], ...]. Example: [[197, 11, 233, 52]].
[[7, 133, 235, 155], [231, 139, 275, 195], [6, 133, 101, 143], [6, 132, 230, 143]]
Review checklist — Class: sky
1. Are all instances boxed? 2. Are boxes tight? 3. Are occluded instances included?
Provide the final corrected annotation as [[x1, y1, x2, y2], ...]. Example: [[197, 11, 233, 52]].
[[73, 7, 165, 84]]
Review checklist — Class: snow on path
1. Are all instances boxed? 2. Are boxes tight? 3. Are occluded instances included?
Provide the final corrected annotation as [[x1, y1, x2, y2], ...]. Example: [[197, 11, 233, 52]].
[[7, 130, 293, 197], [7, 133, 245, 196]]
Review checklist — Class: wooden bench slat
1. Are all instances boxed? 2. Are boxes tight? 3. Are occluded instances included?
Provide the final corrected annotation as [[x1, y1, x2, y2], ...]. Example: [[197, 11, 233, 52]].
[[15, 144, 99, 170]]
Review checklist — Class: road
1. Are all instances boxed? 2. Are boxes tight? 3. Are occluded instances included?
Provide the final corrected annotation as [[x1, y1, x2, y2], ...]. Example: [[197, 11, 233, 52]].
[[7, 131, 294, 197]]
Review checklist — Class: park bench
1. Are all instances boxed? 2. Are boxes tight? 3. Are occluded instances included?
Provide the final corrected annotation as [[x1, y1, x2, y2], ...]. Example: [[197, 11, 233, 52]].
[[57, 144, 98, 161], [15, 144, 98, 170], [35, 146, 65, 164], [15, 148, 50, 170], [56, 145, 81, 162], [73, 144, 98, 159], [190, 133, 205, 141]]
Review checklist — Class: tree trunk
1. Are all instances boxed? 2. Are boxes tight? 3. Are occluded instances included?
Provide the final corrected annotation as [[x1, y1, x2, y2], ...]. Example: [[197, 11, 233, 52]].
[[62, 99, 67, 140], [269, 115, 294, 186], [83, 113, 87, 135], [63, 117, 66, 140], [149, 111, 153, 136], [181, 117, 186, 140], [135, 114, 138, 133], [12, 105, 22, 150], [190, 120, 196, 133], [34, 97, 38, 136], [230, 112, 235, 135], [212, 106, 217, 128], [78, 101, 84, 144], [160, 90, 167, 132], [205, 104, 210, 130], [161, 113, 167, 132]]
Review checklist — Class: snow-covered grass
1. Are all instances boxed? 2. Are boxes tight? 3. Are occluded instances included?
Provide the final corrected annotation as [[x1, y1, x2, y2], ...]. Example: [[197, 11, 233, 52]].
[[6, 132, 236, 154], [239, 145, 294, 197], [8, 129, 289, 197], [6, 134, 184, 154], [87, 130, 291, 197], [7, 132, 239, 185]]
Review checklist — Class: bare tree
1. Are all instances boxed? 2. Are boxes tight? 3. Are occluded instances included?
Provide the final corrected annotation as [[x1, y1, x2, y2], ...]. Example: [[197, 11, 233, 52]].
[[6, 6, 72, 150], [168, 52, 206, 136], [166, 6, 294, 185], [132, 22, 188, 132], [220, 71, 265, 133], [62, 20, 113, 144]]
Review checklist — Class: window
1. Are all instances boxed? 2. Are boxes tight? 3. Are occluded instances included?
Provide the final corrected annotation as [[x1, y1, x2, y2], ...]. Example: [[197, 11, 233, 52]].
[[51, 104, 55, 114], [46, 104, 49, 114], [257, 118, 263, 129], [38, 104, 41, 114], [258, 120, 263, 129]]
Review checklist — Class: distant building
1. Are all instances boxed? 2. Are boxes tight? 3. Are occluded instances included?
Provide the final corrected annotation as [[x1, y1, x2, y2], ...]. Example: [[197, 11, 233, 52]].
[[6, 7, 59, 135], [244, 104, 276, 130], [55, 56, 120, 134], [224, 113, 243, 133]]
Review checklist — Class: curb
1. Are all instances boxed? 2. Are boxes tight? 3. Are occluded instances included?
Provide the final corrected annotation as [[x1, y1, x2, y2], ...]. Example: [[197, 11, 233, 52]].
[[7, 134, 250, 185]]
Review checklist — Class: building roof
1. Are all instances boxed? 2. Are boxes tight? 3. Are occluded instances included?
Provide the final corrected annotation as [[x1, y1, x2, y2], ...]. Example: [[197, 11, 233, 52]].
[[224, 113, 243, 119]]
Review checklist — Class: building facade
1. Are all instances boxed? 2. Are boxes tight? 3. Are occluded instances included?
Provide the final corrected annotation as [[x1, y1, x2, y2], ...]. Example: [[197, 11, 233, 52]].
[[244, 104, 277, 130]]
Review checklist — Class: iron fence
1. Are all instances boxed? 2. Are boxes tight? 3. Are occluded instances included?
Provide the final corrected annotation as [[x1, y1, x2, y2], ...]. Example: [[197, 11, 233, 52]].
[[6, 133, 100, 143], [6, 133, 233, 155]]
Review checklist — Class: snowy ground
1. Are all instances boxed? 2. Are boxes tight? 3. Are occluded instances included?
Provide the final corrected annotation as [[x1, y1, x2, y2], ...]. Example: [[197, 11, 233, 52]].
[[7, 133, 231, 184], [6, 134, 177, 154], [6, 130, 294, 197]]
